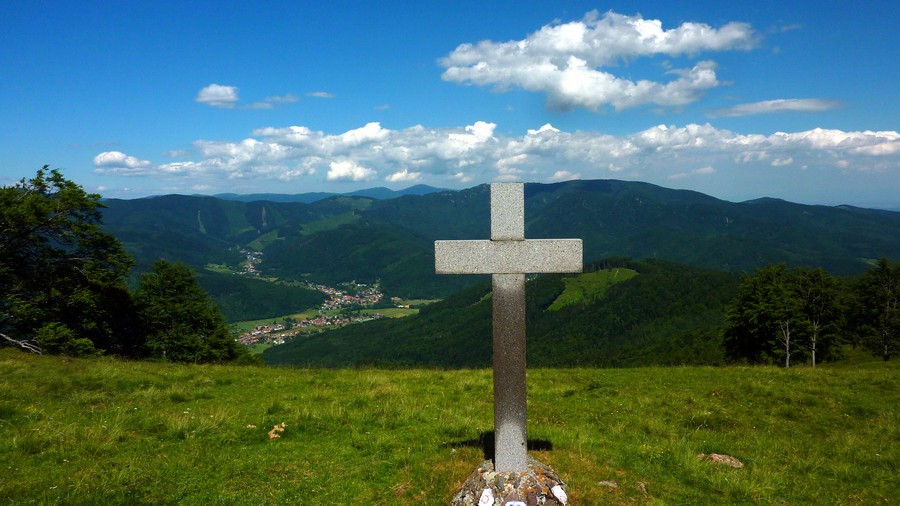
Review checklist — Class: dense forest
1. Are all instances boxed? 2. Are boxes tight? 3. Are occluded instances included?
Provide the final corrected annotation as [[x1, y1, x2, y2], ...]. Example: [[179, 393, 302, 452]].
[[263, 259, 740, 367], [264, 257, 899, 368]]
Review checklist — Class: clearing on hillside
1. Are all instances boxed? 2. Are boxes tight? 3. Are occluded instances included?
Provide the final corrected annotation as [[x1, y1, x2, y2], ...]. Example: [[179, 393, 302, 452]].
[[548, 268, 638, 310]]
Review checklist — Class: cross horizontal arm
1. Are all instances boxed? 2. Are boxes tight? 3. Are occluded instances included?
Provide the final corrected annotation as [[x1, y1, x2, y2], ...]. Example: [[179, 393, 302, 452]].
[[435, 239, 583, 274]]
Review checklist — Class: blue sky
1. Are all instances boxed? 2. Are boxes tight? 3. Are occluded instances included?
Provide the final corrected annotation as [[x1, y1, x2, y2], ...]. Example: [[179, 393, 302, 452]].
[[2, 1, 897, 207]]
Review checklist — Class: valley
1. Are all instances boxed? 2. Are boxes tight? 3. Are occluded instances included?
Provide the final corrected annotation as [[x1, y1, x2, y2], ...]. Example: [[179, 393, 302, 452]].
[[231, 278, 423, 350], [96, 178, 900, 368], [203, 249, 425, 350]]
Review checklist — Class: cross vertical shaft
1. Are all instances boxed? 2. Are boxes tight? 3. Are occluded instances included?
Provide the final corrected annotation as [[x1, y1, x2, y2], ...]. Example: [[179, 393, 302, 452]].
[[490, 183, 527, 472], [492, 272, 527, 471]]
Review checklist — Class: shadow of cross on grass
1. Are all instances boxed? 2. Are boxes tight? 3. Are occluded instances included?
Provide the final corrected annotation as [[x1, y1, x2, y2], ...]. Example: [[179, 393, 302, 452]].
[[445, 431, 555, 462], [435, 182, 582, 473]]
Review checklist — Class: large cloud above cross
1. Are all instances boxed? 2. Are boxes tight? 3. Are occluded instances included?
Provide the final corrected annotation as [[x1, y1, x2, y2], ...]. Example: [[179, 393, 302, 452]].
[[439, 10, 758, 111]]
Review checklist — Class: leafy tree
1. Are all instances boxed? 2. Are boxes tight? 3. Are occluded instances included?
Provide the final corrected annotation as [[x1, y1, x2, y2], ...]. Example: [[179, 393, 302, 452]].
[[848, 258, 899, 361], [725, 265, 846, 367], [0, 167, 137, 355], [724, 265, 801, 366], [792, 267, 844, 367], [34, 322, 100, 357], [135, 260, 247, 363]]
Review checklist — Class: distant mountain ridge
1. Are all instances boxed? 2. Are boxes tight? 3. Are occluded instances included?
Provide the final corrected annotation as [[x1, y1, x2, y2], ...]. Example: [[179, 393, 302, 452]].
[[211, 184, 448, 203], [101, 179, 900, 304]]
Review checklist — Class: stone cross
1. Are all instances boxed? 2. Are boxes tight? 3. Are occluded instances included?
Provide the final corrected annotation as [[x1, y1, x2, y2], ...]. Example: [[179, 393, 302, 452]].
[[435, 182, 582, 472]]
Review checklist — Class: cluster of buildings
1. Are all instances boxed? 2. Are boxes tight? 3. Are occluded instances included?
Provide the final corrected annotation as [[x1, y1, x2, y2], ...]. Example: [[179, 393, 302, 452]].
[[239, 249, 263, 276], [236, 281, 386, 347], [237, 313, 384, 346], [309, 282, 383, 310], [237, 323, 296, 346]]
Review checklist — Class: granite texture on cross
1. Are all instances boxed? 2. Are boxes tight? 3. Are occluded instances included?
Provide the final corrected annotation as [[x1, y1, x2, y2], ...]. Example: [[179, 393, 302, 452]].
[[434, 182, 582, 473]]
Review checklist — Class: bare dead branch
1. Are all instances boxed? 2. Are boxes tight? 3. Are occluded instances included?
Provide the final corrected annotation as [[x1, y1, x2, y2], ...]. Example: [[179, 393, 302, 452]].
[[0, 332, 42, 354]]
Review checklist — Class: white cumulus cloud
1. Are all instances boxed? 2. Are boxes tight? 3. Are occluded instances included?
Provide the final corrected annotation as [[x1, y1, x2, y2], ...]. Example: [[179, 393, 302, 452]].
[[196, 84, 240, 108], [385, 168, 421, 183], [340, 122, 390, 146], [93, 151, 153, 174], [440, 10, 757, 111], [327, 160, 376, 181]]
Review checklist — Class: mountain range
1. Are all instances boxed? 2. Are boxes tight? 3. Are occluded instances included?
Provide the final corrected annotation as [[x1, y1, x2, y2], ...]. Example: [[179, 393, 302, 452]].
[[210, 184, 447, 203], [101, 179, 900, 304]]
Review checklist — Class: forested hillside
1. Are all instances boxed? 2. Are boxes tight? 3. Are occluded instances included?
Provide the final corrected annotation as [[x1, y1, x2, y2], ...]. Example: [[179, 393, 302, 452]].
[[263, 258, 740, 368], [102, 179, 900, 306]]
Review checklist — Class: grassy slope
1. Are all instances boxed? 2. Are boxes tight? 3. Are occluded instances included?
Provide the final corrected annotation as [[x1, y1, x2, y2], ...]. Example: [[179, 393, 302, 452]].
[[548, 268, 638, 310], [1, 349, 897, 505]]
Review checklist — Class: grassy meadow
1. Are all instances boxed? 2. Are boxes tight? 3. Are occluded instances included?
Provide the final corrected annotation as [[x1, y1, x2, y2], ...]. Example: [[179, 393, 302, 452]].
[[1, 348, 897, 505]]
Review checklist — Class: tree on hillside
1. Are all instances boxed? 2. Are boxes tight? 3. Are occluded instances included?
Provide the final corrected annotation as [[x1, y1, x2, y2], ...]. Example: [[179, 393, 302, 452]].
[[724, 265, 802, 367], [135, 260, 248, 363], [0, 167, 138, 356], [848, 258, 899, 361], [725, 265, 845, 367], [792, 267, 844, 367]]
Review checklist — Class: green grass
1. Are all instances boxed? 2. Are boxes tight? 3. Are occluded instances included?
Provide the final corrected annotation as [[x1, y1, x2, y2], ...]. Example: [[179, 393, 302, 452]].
[[395, 299, 441, 307], [231, 309, 320, 333], [376, 308, 419, 318], [203, 263, 234, 274], [232, 306, 417, 334], [245, 343, 274, 355], [548, 268, 638, 310], [247, 229, 282, 251], [299, 212, 361, 235], [1, 349, 897, 504]]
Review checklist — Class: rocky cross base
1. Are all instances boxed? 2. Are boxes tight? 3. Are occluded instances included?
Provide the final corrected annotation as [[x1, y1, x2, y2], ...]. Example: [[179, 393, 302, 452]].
[[452, 456, 568, 506]]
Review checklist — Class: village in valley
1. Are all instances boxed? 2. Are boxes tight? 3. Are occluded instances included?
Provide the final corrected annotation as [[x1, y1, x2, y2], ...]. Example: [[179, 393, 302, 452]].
[[231, 249, 419, 349]]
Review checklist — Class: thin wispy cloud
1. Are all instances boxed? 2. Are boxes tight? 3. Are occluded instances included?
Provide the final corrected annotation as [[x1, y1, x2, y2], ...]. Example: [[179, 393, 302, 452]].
[[669, 166, 717, 180], [440, 10, 758, 111], [709, 98, 841, 117], [265, 94, 299, 104], [308, 91, 335, 98], [196, 85, 299, 109]]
